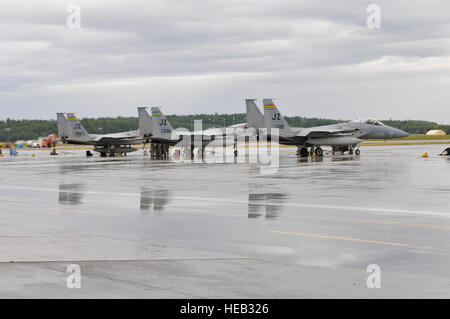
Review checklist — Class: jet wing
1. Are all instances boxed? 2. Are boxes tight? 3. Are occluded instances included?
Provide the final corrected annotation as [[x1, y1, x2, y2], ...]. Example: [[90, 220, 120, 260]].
[[296, 125, 358, 138], [175, 125, 248, 138], [92, 130, 141, 144]]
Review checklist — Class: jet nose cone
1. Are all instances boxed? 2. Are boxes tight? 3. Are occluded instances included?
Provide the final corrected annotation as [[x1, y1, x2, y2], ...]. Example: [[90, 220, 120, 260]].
[[395, 129, 409, 138]]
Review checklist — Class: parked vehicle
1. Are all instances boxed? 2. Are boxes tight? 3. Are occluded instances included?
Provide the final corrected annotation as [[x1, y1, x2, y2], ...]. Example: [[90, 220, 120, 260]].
[[41, 135, 58, 148]]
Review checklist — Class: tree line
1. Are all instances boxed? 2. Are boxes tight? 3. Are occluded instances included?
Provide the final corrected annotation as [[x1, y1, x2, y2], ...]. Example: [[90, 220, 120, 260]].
[[0, 114, 448, 141]]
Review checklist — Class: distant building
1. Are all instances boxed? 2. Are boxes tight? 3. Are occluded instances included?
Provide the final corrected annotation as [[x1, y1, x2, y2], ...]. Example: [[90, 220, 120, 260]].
[[426, 130, 446, 136], [15, 140, 25, 148]]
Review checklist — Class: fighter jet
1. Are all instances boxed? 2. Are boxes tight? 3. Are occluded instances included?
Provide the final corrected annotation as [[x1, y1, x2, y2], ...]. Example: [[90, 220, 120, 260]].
[[138, 106, 246, 157], [57, 113, 143, 157], [246, 99, 409, 156]]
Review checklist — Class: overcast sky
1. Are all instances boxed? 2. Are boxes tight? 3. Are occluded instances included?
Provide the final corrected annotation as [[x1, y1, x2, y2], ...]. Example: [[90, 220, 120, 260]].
[[1, 0, 450, 123]]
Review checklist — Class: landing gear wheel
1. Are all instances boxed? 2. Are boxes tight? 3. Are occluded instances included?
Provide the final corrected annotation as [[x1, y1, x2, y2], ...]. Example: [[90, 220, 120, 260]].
[[299, 147, 309, 157], [355, 149, 360, 156], [315, 148, 323, 156]]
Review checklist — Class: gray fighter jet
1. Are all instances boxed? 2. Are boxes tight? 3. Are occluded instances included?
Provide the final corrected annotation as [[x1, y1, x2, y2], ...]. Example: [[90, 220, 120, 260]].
[[57, 113, 143, 156], [246, 99, 409, 156], [138, 106, 247, 157]]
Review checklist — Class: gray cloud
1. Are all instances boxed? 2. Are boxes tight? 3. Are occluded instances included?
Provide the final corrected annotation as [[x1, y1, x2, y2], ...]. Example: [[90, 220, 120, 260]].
[[0, 0, 450, 123]]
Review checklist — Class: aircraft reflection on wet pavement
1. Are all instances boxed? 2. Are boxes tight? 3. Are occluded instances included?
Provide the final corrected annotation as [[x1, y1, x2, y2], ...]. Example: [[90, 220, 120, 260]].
[[248, 193, 287, 219], [59, 183, 84, 205], [140, 188, 171, 214]]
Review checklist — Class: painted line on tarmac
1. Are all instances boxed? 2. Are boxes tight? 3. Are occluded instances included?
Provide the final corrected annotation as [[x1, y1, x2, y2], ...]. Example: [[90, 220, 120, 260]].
[[269, 230, 409, 247], [352, 219, 450, 230], [292, 215, 450, 231], [0, 203, 122, 216], [0, 257, 255, 264], [54, 208, 123, 217], [0, 185, 449, 219]]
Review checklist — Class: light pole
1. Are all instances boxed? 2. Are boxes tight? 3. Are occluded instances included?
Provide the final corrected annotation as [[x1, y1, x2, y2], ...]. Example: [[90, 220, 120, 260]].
[[5, 128, 11, 144]]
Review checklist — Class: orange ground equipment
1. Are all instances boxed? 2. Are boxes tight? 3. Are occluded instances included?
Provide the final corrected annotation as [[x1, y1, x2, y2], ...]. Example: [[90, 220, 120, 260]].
[[41, 135, 58, 148]]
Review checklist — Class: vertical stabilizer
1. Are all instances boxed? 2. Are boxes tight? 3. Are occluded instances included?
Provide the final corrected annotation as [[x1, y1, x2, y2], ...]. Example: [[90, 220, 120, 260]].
[[151, 107, 174, 140], [263, 99, 294, 137], [57, 113, 69, 141], [245, 99, 264, 130], [66, 113, 90, 141], [138, 107, 152, 138]]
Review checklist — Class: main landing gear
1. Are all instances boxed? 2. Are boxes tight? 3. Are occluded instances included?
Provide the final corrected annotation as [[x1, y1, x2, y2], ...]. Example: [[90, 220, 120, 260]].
[[296, 145, 360, 157], [331, 145, 360, 155], [297, 146, 309, 157], [314, 147, 323, 156], [297, 145, 324, 157], [150, 143, 170, 159]]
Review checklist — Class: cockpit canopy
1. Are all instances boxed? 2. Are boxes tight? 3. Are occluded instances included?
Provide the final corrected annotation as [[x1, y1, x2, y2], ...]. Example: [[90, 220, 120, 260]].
[[351, 118, 385, 126]]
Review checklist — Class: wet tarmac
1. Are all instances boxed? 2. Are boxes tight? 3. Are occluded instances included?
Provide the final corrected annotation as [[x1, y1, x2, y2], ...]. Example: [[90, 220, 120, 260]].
[[0, 144, 449, 298]]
